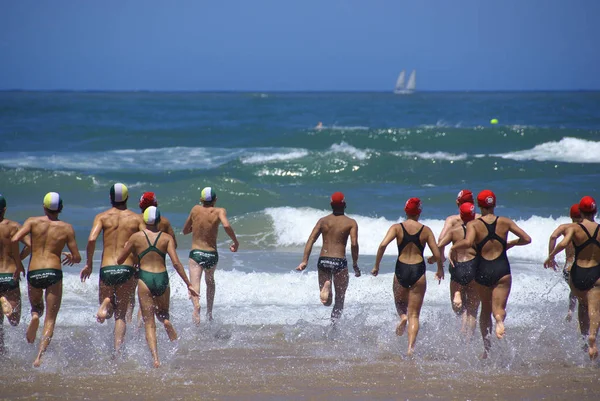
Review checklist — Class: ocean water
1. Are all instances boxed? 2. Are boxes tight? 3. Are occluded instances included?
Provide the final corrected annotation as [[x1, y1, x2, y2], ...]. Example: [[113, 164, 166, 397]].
[[1, 91, 600, 386]]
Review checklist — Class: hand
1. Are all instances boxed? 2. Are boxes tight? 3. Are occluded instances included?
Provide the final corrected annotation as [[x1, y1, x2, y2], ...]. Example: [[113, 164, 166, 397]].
[[62, 252, 76, 266], [188, 286, 199, 298], [296, 262, 307, 272], [13, 267, 25, 281], [80, 265, 92, 282], [544, 257, 558, 270], [448, 257, 456, 269], [353, 265, 361, 277], [371, 267, 379, 277], [230, 242, 239, 252], [427, 256, 436, 264], [435, 269, 444, 284]]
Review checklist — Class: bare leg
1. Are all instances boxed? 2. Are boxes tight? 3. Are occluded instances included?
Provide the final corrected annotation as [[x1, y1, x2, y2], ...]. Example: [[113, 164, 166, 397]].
[[96, 280, 115, 323], [126, 280, 138, 324], [585, 283, 600, 360], [318, 268, 333, 306], [204, 268, 216, 321], [27, 284, 44, 344], [450, 280, 463, 313], [138, 279, 160, 368], [477, 283, 493, 359], [2, 288, 21, 326], [154, 286, 177, 341], [112, 277, 136, 354], [406, 275, 426, 356], [33, 282, 62, 367], [491, 275, 511, 340], [566, 291, 577, 322], [330, 268, 349, 321], [463, 281, 480, 341], [188, 259, 203, 326], [392, 276, 409, 337]]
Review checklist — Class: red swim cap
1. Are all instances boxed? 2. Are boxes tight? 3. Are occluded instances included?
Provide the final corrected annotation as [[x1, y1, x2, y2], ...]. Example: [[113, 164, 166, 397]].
[[139, 192, 158, 211], [330, 192, 345, 206], [456, 189, 474, 205], [477, 190, 496, 208], [404, 197, 422, 215], [459, 202, 476, 223], [579, 196, 597, 214], [569, 203, 581, 219]]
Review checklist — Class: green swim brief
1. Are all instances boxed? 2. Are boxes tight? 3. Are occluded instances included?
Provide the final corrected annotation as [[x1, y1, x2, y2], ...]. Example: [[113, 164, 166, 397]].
[[0, 273, 18, 293], [189, 249, 219, 269], [138, 270, 169, 297], [27, 269, 63, 289], [100, 265, 135, 286]]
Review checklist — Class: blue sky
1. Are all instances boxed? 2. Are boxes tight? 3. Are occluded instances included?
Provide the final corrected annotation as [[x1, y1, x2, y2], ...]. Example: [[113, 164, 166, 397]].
[[1, 0, 598, 91]]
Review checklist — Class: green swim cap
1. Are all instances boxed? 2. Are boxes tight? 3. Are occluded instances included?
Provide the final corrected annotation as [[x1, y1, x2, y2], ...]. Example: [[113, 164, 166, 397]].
[[0, 194, 6, 209]]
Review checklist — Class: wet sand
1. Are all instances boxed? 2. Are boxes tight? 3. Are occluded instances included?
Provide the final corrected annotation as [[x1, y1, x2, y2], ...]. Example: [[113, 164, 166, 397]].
[[3, 327, 599, 401]]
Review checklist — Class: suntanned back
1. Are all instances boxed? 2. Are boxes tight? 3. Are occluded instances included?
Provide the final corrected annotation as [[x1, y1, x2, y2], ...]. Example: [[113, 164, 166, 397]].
[[319, 214, 356, 258], [570, 220, 600, 267], [394, 219, 428, 263], [28, 217, 74, 269], [98, 209, 144, 266], [0, 220, 19, 272], [450, 224, 477, 262], [189, 205, 223, 251], [471, 216, 512, 259]]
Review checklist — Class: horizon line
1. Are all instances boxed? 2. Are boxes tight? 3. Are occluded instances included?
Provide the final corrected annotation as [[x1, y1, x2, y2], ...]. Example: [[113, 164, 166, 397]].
[[1, 89, 599, 94]]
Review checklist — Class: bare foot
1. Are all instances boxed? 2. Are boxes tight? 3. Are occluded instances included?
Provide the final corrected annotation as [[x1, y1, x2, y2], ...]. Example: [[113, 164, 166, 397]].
[[495, 321, 505, 340], [0, 297, 12, 316], [192, 308, 201, 326], [396, 316, 408, 337], [407, 347, 415, 357], [589, 337, 598, 361], [480, 350, 488, 360], [565, 311, 573, 322], [320, 280, 332, 305], [26, 315, 40, 343], [164, 320, 178, 341], [96, 298, 111, 323], [207, 312, 214, 322], [33, 357, 42, 367], [452, 291, 463, 310], [153, 359, 160, 368]]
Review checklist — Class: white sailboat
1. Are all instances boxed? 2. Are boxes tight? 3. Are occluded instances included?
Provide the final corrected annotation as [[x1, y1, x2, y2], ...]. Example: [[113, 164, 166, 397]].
[[394, 69, 416, 94]]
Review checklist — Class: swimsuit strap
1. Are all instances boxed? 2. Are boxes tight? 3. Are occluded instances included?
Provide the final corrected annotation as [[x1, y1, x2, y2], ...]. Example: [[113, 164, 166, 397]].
[[475, 216, 507, 252], [139, 231, 166, 260], [397, 223, 425, 255], [574, 223, 600, 255]]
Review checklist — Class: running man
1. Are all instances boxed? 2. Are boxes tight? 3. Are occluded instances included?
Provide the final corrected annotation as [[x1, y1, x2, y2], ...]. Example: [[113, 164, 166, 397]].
[[452, 190, 531, 359], [434, 202, 480, 339], [0, 194, 29, 351], [435, 189, 478, 263], [129, 191, 179, 324], [296, 192, 360, 322], [79, 183, 144, 354], [544, 203, 581, 321], [372, 197, 443, 356], [11, 192, 81, 367], [183, 187, 239, 325], [545, 196, 600, 360], [117, 206, 198, 367]]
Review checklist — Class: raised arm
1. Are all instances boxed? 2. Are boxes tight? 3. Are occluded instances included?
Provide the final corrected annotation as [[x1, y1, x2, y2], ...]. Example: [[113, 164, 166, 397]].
[[296, 220, 322, 271], [545, 226, 574, 268], [63, 226, 82, 266], [166, 236, 198, 297], [428, 229, 453, 264], [350, 219, 360, 277], [436, 216, 455, 262], [117, 237, 135, 266], [425, 227, 444, 283], [548, 225, 566, 255], [18, 227, 32, 260], [10, 234, 25, 280], [80, 215, 102, 281], [165, 219, 178, 249], [219, 208, 239, 252], [182, 211, 193, 235], [11, 218, 32, 244], [372, 225, 397, 276], [506, 219, 532, 249]]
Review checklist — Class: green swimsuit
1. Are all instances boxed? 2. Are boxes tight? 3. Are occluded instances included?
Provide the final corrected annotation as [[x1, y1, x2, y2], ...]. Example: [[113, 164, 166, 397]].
[[138, 232, 169, 297], [100, 265, 135, 286], [189, 249, 219, 269], [27, 269, 63, 289], [0, 273, 19, 293]]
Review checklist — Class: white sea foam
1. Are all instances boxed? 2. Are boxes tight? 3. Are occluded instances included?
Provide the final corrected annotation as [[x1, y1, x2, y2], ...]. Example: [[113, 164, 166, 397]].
[[493, 137, 600, 163], [264, 207, 571, 263], [327, 141, 370, 160], [391, 151, 468, 161], [241, 149, 309, 164]]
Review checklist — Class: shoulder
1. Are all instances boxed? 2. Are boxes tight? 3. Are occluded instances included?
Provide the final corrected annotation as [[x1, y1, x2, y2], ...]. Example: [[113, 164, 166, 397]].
[[445, 214, 460, 224]]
